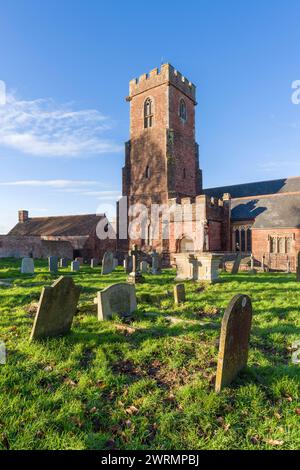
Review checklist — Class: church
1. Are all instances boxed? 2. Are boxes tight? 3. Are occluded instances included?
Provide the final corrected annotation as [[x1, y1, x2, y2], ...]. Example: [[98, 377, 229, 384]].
[[121, 63, 300, 271]]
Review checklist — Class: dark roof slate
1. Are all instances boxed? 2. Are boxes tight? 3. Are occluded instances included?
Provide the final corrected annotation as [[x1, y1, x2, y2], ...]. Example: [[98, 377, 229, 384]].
[[9, 214, 105, 237]]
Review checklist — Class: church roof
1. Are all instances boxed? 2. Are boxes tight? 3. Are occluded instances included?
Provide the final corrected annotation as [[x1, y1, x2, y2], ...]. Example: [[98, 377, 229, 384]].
[[203, 176, 300, 199], [9, 214, 106, 237], [204, 176, 300, 229]]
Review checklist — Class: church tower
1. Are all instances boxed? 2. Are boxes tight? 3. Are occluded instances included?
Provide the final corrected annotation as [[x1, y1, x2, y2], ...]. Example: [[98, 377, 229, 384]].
[[122, 64, 203, 252]]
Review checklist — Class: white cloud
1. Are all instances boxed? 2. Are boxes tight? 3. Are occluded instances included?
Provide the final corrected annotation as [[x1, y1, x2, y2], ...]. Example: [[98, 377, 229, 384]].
[[0, 87, 122, 157], [0, 179, 100, 188]]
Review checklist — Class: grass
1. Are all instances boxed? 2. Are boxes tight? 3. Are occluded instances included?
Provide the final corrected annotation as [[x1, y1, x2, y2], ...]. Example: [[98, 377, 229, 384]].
[[0, 257, 299, 450]]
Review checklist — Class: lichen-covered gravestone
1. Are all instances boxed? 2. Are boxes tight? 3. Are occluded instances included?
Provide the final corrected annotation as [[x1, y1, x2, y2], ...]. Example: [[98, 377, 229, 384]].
[[151, 249, 160, 274], [101, 251, 114, 275], [48, 256, 58, 274], [95, 283, 137, 320], [215, 294, 252, 393], [174, 284, 186, 304], [21, 257, 34, 274], [30, 276, 81, 341], [71, 260, 80, 272]]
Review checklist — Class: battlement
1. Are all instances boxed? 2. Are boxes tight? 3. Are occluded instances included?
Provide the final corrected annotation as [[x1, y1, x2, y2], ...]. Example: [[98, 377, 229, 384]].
[[129, 63, 196, 102]]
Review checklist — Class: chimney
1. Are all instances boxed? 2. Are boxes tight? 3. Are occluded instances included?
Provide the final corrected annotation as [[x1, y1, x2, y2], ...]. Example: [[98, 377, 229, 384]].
[[18, 210, 29, 223]]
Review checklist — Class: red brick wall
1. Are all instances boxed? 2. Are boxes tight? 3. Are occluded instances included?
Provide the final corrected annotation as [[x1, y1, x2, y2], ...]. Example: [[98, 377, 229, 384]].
[[252, 228, 300, 271]]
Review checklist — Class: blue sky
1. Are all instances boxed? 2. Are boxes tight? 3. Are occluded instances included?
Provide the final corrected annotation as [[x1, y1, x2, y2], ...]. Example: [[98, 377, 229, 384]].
[[0, 0, 300, 233]]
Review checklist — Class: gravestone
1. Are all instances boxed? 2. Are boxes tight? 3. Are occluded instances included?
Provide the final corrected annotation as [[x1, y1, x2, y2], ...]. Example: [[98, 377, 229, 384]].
[[151, 249, 160, 275], [215, 294, 253, 393], [101, 251, 114, 275], [113, 258, 118, 269], [59, 258, 68, 268], [91, 258, 99, 268], [71, 260, 80, 272], [21, 257, 34, 274], [95, 283, 137, 321], [297, 252, 300, 281], [30, 276, 81, 340], [249, 254, 257, 274], [231, 253, 242, 274], [48, 256, 58, 274], [127, 245, 144, 284], [286, 258, 291, 274], [174, 284, 186, 304], [124, 255, 133, 274], [174, 253, 222, 283], [140, 260, 149, 273], [75, 257, 84, 265]]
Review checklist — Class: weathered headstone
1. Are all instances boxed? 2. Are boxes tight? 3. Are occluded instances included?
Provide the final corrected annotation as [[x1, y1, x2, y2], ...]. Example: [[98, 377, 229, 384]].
[[174, 284, 186, 304], [140, 260, 149, 273], [101, 251, 114, 275], [91, 258, 99, 268], [59, 258, 68, 268], [249, 254, 257, 274], [75, 257, 84, 265], [30, 276, 81, 340], [215, 294, 253, 393], [48, 256, 58, 274], [231, 253, 242, 274], [151, 249, 160, 275], [296, 252, 300, 281], [71, 260, 80, 272], [21, 257, 34, 274], [95, 283, 137, 321], [127, 245, 144, 284]]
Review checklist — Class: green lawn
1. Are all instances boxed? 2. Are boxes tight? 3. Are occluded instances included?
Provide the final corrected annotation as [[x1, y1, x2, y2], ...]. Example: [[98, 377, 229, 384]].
[[0, 258, 299, 450]]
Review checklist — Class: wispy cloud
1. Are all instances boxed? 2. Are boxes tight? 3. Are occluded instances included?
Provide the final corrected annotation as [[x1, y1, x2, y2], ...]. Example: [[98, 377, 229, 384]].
[[0, 179, 100, 188], [0, 87, 122, 157]]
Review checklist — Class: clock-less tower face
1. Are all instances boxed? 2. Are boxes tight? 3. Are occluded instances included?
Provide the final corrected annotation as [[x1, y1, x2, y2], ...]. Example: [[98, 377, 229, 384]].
[[123, 63, 202, 207]]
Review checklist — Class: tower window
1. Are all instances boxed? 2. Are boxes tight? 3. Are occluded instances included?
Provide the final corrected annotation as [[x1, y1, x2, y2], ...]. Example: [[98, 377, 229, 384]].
[[144, 98, 153, 128], [179, 99, 187, 121], [145, 166, 150, 178], [183, 168, 186, 179]]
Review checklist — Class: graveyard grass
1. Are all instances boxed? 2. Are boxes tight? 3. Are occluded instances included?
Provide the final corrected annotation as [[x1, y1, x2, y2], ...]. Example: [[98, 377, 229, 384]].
[[0, 259, 299, 450]]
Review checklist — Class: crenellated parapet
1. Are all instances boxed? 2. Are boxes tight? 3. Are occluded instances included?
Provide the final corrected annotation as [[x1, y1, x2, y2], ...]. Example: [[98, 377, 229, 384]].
[[128, 63, 196, 103]]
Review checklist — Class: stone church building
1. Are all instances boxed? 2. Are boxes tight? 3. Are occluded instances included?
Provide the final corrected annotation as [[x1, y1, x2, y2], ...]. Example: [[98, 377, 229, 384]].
[[121, 63, 300, 271]]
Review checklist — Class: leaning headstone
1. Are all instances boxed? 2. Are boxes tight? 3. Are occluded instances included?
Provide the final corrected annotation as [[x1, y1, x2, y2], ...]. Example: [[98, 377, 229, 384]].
[[231, 253, 242, 274], [59, 258, 68, 268], [91, 258, 99, 268], [30, 276, 81, 341], [95, 283, 137, 321], [151, 249, 160, 275], [215, 294, 253, 393], [21, 257, 34, 274], [140, 260, 149, 273], [48, 256, 58, 274], [174, 284, 186, 304], [71, 260, 80, 272], [101, 251, 114, 275], [296, 252, 300, 282]]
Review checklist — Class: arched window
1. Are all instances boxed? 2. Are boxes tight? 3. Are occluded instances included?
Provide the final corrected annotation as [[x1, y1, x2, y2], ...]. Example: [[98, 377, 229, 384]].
[[179, 99, 187, 121], [144, 98, 153, 128], [145, 165, 150, 178], [183, 168, 186, 179]]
